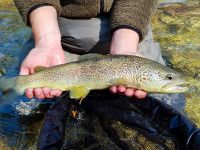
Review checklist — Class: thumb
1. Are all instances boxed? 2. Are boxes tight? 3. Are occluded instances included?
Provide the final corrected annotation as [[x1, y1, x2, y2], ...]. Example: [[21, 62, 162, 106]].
[[19, 67, 30, 75], [127, 52, 143, 57], [53, 52, 66, 65]]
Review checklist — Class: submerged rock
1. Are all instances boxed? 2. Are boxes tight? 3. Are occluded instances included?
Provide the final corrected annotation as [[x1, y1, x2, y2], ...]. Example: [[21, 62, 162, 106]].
[[0, 0, 38, 148], [0, 54, 15, 76], [16, 99, 40, 116], [159, 0, 200, 4], [152, 3, 200, 78], [152, 3, 200, 126]]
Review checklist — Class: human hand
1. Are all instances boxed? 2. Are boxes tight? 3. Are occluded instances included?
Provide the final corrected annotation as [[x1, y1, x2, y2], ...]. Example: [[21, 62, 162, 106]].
[[20, 45, 65, 99], [109, 29, 147, 99], [19, 6, 66, 99]]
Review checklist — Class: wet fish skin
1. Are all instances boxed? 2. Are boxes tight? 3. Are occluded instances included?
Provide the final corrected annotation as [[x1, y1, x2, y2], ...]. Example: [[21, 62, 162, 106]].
[[0, 54, 188, 102]]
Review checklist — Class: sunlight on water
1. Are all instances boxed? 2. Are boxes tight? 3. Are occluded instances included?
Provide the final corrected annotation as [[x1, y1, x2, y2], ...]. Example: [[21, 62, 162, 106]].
[[0, 0, 43, 149], [152, 1, 200, 126]]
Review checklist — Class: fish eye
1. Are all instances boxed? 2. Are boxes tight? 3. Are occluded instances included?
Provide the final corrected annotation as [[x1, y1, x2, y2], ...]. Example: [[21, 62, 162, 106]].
[[166, 74, 174, 80]]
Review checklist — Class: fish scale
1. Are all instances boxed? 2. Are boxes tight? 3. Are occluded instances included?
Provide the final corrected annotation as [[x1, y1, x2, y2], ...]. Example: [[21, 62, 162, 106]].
[[0, 54, 188, 104]]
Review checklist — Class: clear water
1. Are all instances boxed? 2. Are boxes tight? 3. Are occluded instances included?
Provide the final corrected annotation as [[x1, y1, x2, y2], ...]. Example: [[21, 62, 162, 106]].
[[0, 1, 44, 149]]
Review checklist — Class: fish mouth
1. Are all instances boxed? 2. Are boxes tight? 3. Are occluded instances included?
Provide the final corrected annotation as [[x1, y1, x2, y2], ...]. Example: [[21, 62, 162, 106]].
[[161, 82, 189, 93]]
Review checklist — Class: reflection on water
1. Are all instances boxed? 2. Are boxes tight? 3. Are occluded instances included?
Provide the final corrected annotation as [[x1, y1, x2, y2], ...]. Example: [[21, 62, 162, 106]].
[[0, 0, 31, 77], [0, 0, 44, 149], [0, 0, 200, 149]]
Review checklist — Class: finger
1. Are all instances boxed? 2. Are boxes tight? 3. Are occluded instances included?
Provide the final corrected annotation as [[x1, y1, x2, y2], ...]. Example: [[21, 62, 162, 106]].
[[135, 52, 143, 57], [30, 67, 36, 74], [25, 88, 34, 98], [54, 90, 62, 97], [50, 89, 62, 97], [134, 90, 147, 99], [55, 54, 65, 65], [42, 87, 53, 98], [109, 86, 117, 93], [117, 85, 126, 93], [34, 88, 45, 99], [20, 67, 30, 75], [124, 88, 135, 97]]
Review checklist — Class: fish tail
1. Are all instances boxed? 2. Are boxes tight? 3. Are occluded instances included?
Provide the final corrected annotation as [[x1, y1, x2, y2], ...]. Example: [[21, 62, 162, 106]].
[[0, 77, 19, 105], [0, 77, 17, 94]]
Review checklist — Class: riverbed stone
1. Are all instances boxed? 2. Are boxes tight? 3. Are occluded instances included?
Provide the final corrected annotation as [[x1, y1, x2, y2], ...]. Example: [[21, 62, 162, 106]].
[[152, 2, 200, 126]]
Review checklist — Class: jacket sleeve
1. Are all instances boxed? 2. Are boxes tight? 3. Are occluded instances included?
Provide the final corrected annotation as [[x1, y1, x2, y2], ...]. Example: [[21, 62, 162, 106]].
[[111, 0, 158, 41], [13, 0, 62, 25]]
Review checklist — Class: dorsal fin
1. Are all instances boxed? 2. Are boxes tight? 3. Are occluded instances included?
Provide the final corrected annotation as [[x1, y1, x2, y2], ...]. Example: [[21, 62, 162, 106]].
[[34, 66, 47, 73], [77, 53, 106, 61]]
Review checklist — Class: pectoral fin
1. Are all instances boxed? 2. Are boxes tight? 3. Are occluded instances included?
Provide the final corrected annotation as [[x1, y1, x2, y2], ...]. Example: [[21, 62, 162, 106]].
[[69, 87, 90, 103]]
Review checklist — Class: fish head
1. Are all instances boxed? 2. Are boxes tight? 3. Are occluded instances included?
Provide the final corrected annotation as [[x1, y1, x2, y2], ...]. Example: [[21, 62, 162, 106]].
[[139, 65, 189, 93]]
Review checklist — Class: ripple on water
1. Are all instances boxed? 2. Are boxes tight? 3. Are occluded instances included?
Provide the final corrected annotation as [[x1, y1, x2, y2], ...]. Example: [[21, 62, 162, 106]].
[[0, 1, 41, 148]]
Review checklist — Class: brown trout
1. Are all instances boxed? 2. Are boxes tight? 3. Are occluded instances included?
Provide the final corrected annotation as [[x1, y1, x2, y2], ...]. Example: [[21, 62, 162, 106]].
[[0, 54, 188, 102]]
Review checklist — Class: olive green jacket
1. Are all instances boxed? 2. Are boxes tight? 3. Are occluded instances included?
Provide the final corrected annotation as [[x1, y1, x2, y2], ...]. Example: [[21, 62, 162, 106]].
[[13, 0, 158, 41]]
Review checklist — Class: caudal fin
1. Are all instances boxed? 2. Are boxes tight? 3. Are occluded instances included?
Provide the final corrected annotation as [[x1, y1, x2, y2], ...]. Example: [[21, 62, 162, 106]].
[[0, 77, 18, 105], [0, 77, 17, 94]]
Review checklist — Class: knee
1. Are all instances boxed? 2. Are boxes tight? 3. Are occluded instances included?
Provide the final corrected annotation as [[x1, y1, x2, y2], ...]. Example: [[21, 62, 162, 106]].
[[59, 17, 111, 54]]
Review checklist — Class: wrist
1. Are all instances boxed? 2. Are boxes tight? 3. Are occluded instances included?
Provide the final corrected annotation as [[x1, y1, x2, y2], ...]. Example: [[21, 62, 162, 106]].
[[35, 33, 63, 54], [30, 6, 62, 51], [35, 32, 61, 49], [110, 29, 139, 55]]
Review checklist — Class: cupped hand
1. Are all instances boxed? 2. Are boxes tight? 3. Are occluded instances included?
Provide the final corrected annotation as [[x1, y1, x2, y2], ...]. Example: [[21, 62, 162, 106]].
[[109, 51, 147, 99], [109, 85, 147, 99], [20, 45, 65, 99], [110, 28, 147, 99]]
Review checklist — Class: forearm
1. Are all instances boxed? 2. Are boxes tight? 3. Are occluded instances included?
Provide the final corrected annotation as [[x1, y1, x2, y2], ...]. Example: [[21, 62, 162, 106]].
[[110, 29, 139, 55], [29, 6, 61, 48], [13, 0, 61, 24]]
